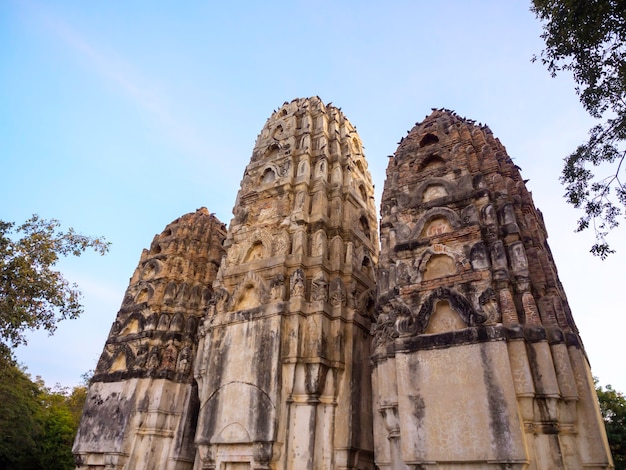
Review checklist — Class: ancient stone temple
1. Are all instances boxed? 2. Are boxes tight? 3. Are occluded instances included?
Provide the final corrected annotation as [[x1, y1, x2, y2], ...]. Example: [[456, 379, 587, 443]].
[[73, 209, 227, 469], [372, 109, 613, 469], [193, 97, 378, 469], [74, 100, 613, 469]]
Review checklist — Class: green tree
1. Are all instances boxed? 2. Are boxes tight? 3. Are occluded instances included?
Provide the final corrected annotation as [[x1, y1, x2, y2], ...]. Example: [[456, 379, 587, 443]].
[[531, 0, 626, 258], [0, 358, 89, 470], [0, 359, 42, 469], [37, 384, 81, 470], [0, 215, 109, 358], [597, 380, 626, 469]]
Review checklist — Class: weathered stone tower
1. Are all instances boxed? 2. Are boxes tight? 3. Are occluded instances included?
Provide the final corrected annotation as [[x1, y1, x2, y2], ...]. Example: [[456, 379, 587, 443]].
[[372, 109, 613, 469], [193, 97, 378, 469], [73, 209, 226, 469], [73, 100, 613, 469]]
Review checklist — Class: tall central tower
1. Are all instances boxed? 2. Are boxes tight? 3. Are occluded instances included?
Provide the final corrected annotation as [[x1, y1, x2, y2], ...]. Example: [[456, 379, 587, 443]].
[[193, 97, 379, 469]]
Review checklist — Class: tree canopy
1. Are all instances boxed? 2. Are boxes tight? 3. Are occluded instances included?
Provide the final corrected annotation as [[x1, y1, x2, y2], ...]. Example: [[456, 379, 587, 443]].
[[596, 380, 626, 469], [0, 359, 88, 470], [532, 0, 626, 258], [0, 215, 109, 358]]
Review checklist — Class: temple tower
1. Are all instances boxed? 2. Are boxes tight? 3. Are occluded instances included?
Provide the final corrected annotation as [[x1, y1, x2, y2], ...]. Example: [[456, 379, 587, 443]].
[[372, 110, 613, 469], [74, 208, 226, 470], [193, 97, 379, 469]]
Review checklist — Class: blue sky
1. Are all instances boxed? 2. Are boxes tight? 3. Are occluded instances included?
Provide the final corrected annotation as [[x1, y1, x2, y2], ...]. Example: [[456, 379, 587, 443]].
[[2, 1, 625, 391]]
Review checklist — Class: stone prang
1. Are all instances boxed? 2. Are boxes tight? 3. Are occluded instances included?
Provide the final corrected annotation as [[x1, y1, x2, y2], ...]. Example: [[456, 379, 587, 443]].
[[73, 208, 226, 469], [372, 109, 612, 469], [73, 101, 614, 469]]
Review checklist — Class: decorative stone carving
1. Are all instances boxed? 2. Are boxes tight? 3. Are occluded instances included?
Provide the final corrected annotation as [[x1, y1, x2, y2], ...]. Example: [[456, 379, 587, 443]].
[[270, 274, 286, 301], [76, 104, 611, 470], [373, 109, 611, 470], [329, 277, 346, 307], [290, 268, 306, 298], [479, 287, 500, 324], [311, 271, 328, 302]]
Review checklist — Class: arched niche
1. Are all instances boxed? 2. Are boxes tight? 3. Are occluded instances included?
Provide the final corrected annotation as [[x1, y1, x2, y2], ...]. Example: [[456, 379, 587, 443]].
[[406, 287, 483, 335], [420, 216, 453, 238], [419, 154, 445, 171], [242, 230, 273, 262], [297, 159, 310, 178], [419, 133, 439, 147], [175, 282, 190, 304], [411, 208, 461, 240], [141, 259, 161, 280], [244, 241, 265, 262], [109, 350, 127, 372], [413, 178, 454, 204], [358, 184, 368, 201], [359, 215, 371, 240], [272, 125, 283, 139], [262, 144, 280, 161], [120, 313, 144, 336], [190, 285, 204, 309], [134, 284, 154, 304], [170, 313, 184, 332], [157, 313, 171, 331], [164, 281, 178, 305], [361, 255, 374, 278], [261, 167, 276, 184], [231, 271, 267, 311], [422, 184, 448, 202], [234, 285, 260, 310], [315, 158, 328, 180], [422, 254, 457, 281], [424, 300, 467, 334]]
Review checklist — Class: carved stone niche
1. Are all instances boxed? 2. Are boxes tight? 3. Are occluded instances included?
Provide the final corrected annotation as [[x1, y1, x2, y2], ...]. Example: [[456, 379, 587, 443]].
[[398, 287, 487, 336], [410, 207, 461, 242], [422, 254, 457, 281]]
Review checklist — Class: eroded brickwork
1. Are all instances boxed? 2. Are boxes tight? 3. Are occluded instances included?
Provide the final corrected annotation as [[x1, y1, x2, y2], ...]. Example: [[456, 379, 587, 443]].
[[74, 103, 613, 470], [73, 208, 226, 470], [372, 109, 612, 469], [193, 97, 378, 469]]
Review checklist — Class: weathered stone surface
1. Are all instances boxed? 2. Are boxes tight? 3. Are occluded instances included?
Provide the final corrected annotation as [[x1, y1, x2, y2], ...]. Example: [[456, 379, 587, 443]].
[[193, 97, 378, 470], [74, 104, 613, 470], [73, 208, 226, 470], [372, 109, 613, 469]]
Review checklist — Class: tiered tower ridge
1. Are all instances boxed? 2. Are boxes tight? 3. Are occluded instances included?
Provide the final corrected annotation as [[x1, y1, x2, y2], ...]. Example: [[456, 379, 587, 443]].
[[193, 97, 378, 469], [73, 102, 613, 470], [74, 208, 226, 469], [372, 109, 612, 469]]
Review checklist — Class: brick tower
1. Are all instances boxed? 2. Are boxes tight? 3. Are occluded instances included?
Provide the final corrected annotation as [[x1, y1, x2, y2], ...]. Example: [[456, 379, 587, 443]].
[[73, 103, 614, 470], [73, 209, 226, 469], [372, 109, 613, 469], [193, 97, 379, 469]]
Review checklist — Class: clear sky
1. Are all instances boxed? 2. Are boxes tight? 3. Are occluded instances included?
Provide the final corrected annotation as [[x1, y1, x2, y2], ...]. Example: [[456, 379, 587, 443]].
[[2, 1, 625, 392]]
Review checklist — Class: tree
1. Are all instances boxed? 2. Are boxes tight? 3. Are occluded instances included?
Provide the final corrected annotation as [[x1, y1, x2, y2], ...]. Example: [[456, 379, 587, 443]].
[[596, 380, 626, 469], [531, 0, 626, 258], [37, 384, 81, 470], [0, 358, 89, 470], [0, 360, 42, 469], [0, 215, 110, 358]]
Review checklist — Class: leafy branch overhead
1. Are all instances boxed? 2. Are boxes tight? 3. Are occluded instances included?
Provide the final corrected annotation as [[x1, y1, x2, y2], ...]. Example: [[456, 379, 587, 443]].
[[532, 0, 626, 258], [0, 215, 110, 355]]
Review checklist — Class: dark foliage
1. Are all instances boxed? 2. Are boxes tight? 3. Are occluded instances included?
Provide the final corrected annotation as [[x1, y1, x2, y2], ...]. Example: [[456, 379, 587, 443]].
[[532, 0, 626, 257]]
